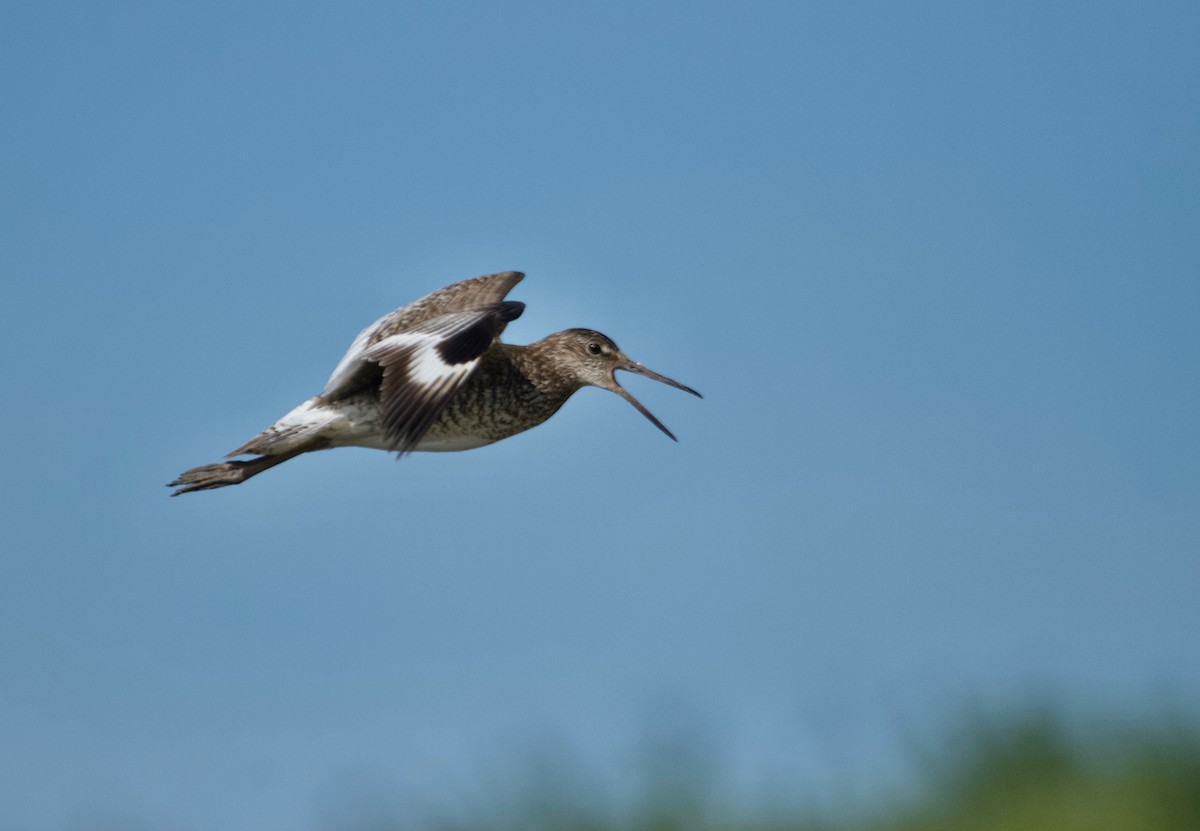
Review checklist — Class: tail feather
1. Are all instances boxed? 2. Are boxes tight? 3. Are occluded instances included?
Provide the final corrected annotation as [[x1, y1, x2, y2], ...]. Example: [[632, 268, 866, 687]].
[[167, 446, 317, 496]]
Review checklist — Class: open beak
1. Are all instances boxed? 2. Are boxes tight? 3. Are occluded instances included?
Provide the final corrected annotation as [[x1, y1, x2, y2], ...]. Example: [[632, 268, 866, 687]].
[[609, 359, 702, 441]]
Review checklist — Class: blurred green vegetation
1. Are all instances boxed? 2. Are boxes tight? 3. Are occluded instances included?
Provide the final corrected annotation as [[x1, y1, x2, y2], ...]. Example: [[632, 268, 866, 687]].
[[401, 709, 1200, 831], [882, 710, 1200, 831]]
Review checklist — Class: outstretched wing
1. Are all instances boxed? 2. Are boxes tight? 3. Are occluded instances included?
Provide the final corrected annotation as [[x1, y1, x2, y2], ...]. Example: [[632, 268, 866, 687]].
[[322, 271, 524, 400], [360, 301, 524, 453]]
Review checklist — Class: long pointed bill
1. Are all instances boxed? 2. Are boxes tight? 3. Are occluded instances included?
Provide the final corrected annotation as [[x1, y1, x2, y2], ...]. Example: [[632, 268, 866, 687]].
[[611, 361, 702, 442]]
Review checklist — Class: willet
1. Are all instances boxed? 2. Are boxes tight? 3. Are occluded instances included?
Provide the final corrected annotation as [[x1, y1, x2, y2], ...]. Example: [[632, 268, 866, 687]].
[[169, 271, 700, 495]]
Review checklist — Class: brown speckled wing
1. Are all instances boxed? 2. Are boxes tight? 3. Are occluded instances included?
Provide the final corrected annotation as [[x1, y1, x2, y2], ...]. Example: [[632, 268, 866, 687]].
[[371, 271, 525, 338]]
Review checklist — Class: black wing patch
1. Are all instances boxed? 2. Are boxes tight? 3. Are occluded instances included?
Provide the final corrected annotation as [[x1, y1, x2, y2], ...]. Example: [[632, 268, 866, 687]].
[[437, 301, 523, 365]]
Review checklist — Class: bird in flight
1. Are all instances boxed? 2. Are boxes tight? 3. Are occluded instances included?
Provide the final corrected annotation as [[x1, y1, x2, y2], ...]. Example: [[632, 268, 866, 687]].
[[169, 271, 700, 495]]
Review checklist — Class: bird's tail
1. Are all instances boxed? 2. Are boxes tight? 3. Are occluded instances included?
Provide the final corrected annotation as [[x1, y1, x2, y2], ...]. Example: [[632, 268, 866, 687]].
[[167, 448, 308, 496], [169, 398, 342, 496]]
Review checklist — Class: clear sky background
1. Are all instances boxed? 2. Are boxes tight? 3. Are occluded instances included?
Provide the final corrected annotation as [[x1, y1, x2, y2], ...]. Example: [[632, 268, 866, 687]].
[[2, 2, 1198, 828]]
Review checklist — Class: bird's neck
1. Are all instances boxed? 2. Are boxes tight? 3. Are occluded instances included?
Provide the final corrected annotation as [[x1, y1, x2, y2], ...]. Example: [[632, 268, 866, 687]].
[[501, 342, 584, 402]]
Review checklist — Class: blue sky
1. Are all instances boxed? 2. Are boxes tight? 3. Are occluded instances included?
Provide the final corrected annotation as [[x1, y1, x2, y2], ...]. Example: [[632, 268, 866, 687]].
[[2, 2, 1198, 828]]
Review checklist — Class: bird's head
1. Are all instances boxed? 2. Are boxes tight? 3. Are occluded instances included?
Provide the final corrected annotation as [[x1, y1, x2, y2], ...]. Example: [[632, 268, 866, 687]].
[[540, 328, 702, 440]]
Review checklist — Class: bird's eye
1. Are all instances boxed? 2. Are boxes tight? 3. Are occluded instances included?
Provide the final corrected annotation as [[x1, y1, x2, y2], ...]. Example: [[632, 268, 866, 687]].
[[587, 342, 602, 355]]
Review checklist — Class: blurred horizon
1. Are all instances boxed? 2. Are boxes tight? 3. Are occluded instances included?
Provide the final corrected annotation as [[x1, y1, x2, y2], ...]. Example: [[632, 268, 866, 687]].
[[2, 2, 1197, 828]]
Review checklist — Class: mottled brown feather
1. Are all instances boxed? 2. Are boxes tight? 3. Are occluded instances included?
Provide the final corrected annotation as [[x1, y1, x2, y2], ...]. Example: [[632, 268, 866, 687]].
[[364, 271, 524, 347]]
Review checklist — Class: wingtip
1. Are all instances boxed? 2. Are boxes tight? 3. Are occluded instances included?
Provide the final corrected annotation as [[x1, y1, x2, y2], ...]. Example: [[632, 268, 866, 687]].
[[498, 300, 525, 322], [483, 270, 524, 287]]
